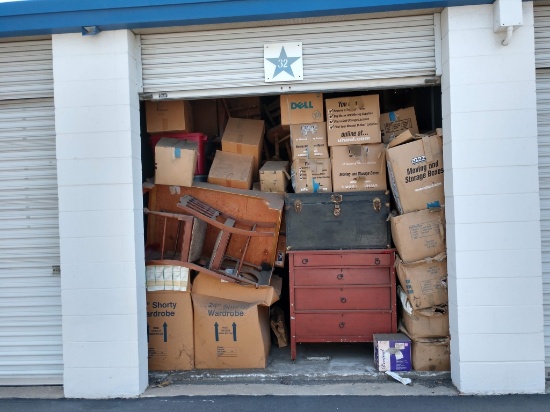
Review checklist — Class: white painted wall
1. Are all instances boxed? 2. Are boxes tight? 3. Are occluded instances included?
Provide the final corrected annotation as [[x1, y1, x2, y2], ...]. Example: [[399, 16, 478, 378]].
[[53, 30, 147, 398], [442, 2, 545, 394]]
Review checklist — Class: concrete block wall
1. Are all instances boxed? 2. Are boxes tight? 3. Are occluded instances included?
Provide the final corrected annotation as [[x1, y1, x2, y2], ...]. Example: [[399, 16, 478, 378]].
[[442, 2, 545, 394], [53, 30, 147, 398]]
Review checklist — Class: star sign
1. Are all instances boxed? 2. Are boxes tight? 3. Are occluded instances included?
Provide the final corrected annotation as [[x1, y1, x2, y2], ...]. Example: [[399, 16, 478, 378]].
[[266, 46, 301, 79]]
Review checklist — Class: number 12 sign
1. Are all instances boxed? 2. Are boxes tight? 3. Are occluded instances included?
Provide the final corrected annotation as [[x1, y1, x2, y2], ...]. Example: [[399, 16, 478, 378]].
[[264, 42, 303, 83]]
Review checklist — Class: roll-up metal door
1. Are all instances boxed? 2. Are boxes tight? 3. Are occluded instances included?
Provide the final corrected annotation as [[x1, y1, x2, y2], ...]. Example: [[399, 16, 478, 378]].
[[535, 5, 550, 374], [0, 39, 62, 385], [0, 39, 53, 100], [141, 13, 439, 99]]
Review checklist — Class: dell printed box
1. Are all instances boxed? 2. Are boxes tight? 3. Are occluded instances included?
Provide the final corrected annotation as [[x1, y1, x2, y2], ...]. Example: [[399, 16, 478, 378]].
[[280, 93, 324, 126]]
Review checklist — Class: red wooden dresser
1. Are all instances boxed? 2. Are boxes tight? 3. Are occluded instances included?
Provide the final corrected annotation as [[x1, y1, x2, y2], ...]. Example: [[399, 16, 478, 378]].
[[288, 249, 397, 360]]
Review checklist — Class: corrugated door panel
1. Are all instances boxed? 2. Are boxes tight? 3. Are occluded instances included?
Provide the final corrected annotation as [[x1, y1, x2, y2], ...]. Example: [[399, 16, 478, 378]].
[[0, 98, 62, 385], [141, 14, 437, 98], [536, 69, 550, 372], [535, 6, 550, 70], [0, 40, 53, 100]]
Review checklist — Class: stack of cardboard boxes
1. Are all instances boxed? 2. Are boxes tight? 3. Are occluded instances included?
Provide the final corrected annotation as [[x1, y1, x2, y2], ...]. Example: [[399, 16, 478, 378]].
[[386, 127, 450, 371]]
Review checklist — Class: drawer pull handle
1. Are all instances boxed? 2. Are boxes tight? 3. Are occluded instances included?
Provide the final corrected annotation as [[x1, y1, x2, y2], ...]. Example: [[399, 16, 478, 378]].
[[337, 273, 344, 280], [339, 322, 346, 328], [340, 297, 347, 304], [302, 258, 309, 264], [374, 258, 380, 265]]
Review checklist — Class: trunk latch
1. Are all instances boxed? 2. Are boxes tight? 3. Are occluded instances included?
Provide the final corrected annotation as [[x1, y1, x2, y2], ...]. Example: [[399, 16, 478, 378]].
[[331, 194, 343, 216], [293, 199, 302, 213], [373, 197, 381, 212]]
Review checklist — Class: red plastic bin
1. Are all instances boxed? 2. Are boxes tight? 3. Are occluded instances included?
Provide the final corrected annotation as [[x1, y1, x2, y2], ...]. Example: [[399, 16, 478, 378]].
[[150, 132, 208, 175]]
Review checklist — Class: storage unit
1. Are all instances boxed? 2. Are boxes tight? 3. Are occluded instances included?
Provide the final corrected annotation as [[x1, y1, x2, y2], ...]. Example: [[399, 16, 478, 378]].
[[0, 39, 62, 385], [288, 249, 397, 360], [534, 4, 550, 374]]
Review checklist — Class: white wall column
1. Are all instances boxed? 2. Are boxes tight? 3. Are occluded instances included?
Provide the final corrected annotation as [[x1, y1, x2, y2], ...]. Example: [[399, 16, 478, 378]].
[[53, 30, 147, 398], [442, 2, 545, 394]]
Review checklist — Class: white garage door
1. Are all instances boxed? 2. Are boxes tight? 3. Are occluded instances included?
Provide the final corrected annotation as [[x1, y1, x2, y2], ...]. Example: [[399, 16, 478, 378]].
[[140, 13, 440, 99], [0, 39, 62, 385], [534, 5, 550, 374]]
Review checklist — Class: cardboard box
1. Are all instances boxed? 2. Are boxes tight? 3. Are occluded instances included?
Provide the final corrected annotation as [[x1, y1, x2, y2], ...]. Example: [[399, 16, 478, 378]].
[[226, 96, 262, 119], [386, 132, 444, 214], [192, 273, 281, 369], [330, 143, 387, 192], [146, 100, 193, 134], [221, 117, 265, 177], [260, 161, 290, 193], [380, 107, 419, 144], [280, 93, 324, 126], [289, 123, 329, 159], [291, 158, 332, 193], [147, 289, 194, 371], [390, 208, 446, 263], [396, 253, 448, 310], [398, 286, 449, 339], [325, 95, 381, 146], [154, 137, 197, 187], [373, 333, 412, 372], [407, 334, 451, 372], [208, 150, 254, 190]]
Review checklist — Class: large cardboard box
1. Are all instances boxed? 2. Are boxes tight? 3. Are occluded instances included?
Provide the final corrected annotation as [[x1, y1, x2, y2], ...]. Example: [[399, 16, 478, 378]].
[[331, 143, 387, 192], [154, 137, 197, 187], [289, 123, 329, 159], [386, 132, 444, 214], [221, 117, 265, 177], [146, 100, 193, 134], [325, 95, 381, 146], [390, 208, 446, 263], [396, 253, 448, 310], [291, 158, 332, 193], [208, 150, 254, 190], [380, 106, 419, 144], [260, 161, 290, 193], [406, 333, 451, 372], [192, 273, 281, 369], [398, 286, 449, 339], [147, 289, 194, 371], [280, 93, 324, 125], [373, 333, 412, 372]]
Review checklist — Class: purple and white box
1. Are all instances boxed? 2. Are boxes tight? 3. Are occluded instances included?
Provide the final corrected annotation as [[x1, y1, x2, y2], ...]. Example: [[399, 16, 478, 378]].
[[373, 333, 412, 372]]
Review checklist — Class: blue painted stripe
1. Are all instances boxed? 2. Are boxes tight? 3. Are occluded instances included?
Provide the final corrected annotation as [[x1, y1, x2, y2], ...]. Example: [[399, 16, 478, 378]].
[[0, 0, 495, 38]]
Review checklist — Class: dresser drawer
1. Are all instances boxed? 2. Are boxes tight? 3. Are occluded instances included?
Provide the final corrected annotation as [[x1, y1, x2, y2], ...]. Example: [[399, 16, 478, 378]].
[[294, 266, 390, 286], [294, 286, 391, 310], [292, 252, 391, 268], [294, 312, 393, 338]]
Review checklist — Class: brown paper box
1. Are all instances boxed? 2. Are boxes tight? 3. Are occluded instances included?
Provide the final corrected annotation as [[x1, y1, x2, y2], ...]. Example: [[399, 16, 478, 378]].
[[291, 158, 332, 193], [398, 286, 449, 339], [221, 117, 265, 177], [280, 93, 324, 125], [260, 161, 290, 193], [325, 95, 381, 146], [401, 327, 451, 372], [390, 208, 446, 263], [380, 107, 419, 144], [395, 253, 448, 310], [208, 150, 254, 190], [290, 123, 329, 159], [192, 273, 281, 369], [146, 100, 193, 134], [154, 137, 197, 187], [331, 143, 387, 192], [147, 289, 194, 371], [386, 133, 444, 214]]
